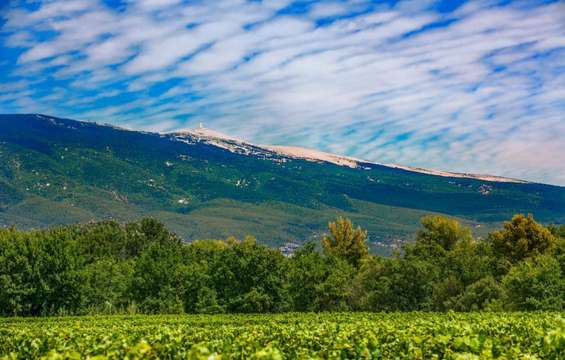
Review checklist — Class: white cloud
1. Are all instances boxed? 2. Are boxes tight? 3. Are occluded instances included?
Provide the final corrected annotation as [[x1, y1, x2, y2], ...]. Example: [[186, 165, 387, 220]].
[[309, 2, 350, 19], [123, 31, 203, 74], [84, 36, 133, 65], [132, 0, 182, 10]]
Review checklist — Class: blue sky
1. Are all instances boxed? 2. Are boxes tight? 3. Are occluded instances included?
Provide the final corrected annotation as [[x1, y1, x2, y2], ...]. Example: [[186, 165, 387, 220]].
[[1, 0, 564, 185]]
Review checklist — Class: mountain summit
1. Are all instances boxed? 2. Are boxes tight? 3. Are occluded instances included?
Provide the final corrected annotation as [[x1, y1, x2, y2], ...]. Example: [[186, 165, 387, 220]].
[[0, 114, 563, 253], [170, 126, 527, 183], [170, 126, 365, 169]]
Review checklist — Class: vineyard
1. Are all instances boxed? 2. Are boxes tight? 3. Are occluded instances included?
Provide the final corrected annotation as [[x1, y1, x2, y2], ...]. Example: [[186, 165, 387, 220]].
[[0, 313, 563, 359]]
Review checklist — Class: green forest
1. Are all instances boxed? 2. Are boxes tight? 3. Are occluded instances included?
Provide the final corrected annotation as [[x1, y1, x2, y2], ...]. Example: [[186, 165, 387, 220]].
[[0, 214, 563, 316]]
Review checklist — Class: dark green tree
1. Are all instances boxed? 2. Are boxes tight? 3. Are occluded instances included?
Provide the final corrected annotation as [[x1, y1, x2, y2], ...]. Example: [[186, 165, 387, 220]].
[[130, 243, 185, 314], [502, 255, 563, 311], [454, 276, 505, 311], [79, 258, 133, 314], [351, 256, 438, 311], [288, 241, 354, 311], [124, 218, 181, 258], [208, 236, 288, 313]]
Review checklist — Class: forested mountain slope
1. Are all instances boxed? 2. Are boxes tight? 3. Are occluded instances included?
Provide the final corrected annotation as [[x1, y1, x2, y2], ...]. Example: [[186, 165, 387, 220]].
[[0, 114, 563, 252]]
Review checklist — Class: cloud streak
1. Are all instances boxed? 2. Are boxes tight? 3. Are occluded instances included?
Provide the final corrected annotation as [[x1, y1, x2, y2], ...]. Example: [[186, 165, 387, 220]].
[[1, 0, 564, 185]]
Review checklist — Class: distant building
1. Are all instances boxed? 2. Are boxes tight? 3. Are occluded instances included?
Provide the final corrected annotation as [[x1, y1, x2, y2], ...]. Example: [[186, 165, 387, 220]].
[[279, 242, 300, 257]]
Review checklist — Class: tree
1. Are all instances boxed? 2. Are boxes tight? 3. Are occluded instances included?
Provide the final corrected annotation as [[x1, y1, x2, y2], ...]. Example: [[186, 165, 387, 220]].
[[490, 214, 556, 264], [502, 255, 563, 311], [0, 227, 35, 316], [322, 217, 368, 268], [351, 256, 438, 311], [552, 237, 565, 275], [446, 237, 494, 286], [454, 277, 505, 311], [547, 224, 565, 239], [129, 243, 185, 314], [287, 241, 354, 311], [80, 258, 134, 314], [0, 226, 86, 316], [401, 216, 493, 311], [124, 218, 180, 258], [208, 237, 288, 313], [312, 257, 355, 311], [415, 215, 472, 252], [75, 221, 127, 261], [430, 275, 464, 311]]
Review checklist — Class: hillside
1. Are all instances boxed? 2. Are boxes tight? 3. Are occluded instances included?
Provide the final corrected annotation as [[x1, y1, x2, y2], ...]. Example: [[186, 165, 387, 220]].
[[0, 114, 563, 253]]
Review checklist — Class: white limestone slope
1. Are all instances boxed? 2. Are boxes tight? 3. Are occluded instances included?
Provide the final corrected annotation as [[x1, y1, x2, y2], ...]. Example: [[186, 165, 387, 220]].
[[262, 145, 362, 168], [169, 127, 528, 184], [171, 127, 365, 168], [384, 164, 529, 183]]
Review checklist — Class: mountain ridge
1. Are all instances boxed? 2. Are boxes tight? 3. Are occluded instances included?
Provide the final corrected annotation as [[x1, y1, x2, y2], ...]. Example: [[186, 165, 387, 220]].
[[0, 113, 563, 253], [170, 123, 529, 184], [25, 114, 540, 184]]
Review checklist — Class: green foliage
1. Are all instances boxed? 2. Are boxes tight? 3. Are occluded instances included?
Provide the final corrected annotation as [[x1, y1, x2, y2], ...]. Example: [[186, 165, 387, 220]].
[[79, 258, 134, 313], [287, 240, 356, 311], [416, 215, 473, 251], [208, 236, 288, 313], [502, 255, 564, 311], [322, 216, 368, 267], [0, 313, 563, 359], [0, 226, 84, 316], [2, 114, 564, 252], [548, 224, 565, 239], [0, 214, 563, 316], [554, 237, 565, 274], [131, 243, 185, 314], [454, 277, 506, 311], [490, 214, 556, 265]]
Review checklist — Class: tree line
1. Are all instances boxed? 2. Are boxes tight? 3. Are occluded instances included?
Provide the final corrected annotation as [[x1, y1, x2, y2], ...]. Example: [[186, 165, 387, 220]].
[[0, 214, 563, 316]]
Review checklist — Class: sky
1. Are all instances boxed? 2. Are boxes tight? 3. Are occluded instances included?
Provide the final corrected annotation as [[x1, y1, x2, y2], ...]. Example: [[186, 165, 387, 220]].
[[0, 0, 564, 185]]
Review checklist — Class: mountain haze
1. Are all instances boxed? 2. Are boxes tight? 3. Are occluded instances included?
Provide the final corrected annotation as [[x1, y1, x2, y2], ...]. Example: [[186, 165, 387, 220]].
[[1, 114, 563, 253]]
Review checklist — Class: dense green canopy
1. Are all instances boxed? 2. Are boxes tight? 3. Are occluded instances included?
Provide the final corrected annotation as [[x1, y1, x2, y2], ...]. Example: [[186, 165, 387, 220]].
[[0, 214, 563, 316]]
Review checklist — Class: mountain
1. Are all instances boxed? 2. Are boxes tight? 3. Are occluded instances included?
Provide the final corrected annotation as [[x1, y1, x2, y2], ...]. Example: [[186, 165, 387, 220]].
[[174, 126, 528, 183], [1, 114, 563, 253]]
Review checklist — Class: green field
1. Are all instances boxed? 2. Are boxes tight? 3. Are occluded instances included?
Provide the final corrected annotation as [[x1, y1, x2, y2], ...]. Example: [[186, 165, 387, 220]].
[[0, 313, 563, 359]]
